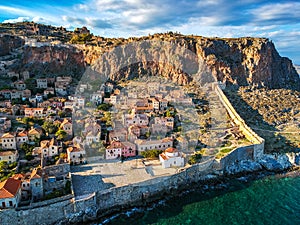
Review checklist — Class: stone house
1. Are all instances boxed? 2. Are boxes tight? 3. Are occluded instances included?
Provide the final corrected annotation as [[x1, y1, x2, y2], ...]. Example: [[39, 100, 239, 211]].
[[0, 178, 22, 208], [24, 108, 45, 117], [67, 144, 86, 164], [43, 88, 55, 97], [134, 137, 173, 153], [109, 128, 128, 142], [12, 80, 26, 90], [0, 150, 18, 164], [21, 71, 30, 80], [0, 117, 11, 133], [59, 118, 73, 136], [10, 90, 22, 99], [123, 113, 149, 127], [28, 127, 43, 142], [37, 100, 51, 108], [22, 89, 31, 99], [16, 130, 29, 148], [85, 131, 101, 145], [42, 163, 70, 195], [36, 78, 48, 89], [30, 167, 44, 201], [0, 89, 11, 99], [159, 147, 184, 168], [154, 117, 174, 130], [151, 123, 168, 135], [38, 138, 60, 158], [1, 132, 17, 150]]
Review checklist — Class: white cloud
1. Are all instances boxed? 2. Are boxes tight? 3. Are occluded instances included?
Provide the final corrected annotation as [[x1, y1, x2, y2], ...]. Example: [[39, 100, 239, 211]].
[[3, 16, 30, 23]]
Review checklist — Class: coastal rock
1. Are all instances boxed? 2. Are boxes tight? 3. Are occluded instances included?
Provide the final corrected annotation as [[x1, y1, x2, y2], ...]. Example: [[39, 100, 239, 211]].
[[295, 153, 300, 165], [258, 154, 292, 171], [224, 160, 262, 175]]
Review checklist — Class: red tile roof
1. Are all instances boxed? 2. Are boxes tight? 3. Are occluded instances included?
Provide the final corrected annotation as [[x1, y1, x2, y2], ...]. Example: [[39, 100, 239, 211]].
[[0, 178, 21, 199]]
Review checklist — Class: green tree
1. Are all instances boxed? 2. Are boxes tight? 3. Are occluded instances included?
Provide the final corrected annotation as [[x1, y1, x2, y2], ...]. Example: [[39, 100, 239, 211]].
[[97, 103, 112, 111], [188, 153, 202, 165], [55, 129, 67, 140], [42, 121, 58, 134], [141, 149, 163, 159]]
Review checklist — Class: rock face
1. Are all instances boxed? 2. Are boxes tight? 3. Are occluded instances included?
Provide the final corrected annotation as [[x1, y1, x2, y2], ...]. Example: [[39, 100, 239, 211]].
[[224, 160, 262, 175], [0, 28, 299, 89], [21, 45, 85, 78], [89, 36, 300, 90], [0, 35, 24, 56]]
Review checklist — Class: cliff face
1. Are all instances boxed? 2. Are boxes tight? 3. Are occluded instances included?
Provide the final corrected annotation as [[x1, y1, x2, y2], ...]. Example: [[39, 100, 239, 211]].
[[21, 45, 85, 78], [0, 35, 24, 56], [89, 36, 300, 90], [1, 29, 298, 90], [196, 37, 300, 90]]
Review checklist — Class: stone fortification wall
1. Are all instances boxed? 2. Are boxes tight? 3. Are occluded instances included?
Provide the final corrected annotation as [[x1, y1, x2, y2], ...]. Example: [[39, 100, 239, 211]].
[[77, 159, 216, 219], [0, 195, 74, 225], [213, 83, 265, 160]]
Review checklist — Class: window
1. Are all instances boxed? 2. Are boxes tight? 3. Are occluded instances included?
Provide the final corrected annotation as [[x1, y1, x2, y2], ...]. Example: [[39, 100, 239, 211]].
[[9, 201, 13, 206], [2, 202, 5, 208]]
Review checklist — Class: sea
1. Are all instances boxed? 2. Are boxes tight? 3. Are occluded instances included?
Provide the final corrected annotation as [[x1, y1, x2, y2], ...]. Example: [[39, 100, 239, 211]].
[[92, 173, 300, 225]]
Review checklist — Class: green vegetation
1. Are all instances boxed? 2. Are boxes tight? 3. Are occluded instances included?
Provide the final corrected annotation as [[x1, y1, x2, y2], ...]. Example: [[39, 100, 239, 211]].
[[70, 33, 93, 44], [97, 103, 113, 111], [188, 152, 202, 165], [42, 121, 59, 134], [141, 149, 163, 159], [0, 161, 16, 181], [20, 143, 35, 161], [55, 129, 68, 141]]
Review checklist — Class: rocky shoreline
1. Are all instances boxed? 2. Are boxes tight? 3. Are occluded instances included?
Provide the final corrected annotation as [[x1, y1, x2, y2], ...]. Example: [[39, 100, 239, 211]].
[[56, 154, 300, 225]]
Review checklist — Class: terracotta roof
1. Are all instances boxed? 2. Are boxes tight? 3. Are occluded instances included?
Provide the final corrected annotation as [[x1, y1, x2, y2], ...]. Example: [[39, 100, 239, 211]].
[[30, 168, 42, 180], [0, 178, 21, 199], [28, 128, 43, 135], [17, 131, 28, 137], [1, 132, 15, 138], [165, 147, 176, 153], [25, 108, 44, 111], [0, 151, 16, 156], [12, 174, 24, 180], [159, 153, 168, 160]]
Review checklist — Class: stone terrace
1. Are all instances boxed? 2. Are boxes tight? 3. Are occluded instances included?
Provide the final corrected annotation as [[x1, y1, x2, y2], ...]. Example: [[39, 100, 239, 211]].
[[71, 159, 178, 197]]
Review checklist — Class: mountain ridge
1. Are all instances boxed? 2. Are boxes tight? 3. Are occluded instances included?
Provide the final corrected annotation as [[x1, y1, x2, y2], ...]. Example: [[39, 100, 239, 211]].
[[0, 22, 299, 90]]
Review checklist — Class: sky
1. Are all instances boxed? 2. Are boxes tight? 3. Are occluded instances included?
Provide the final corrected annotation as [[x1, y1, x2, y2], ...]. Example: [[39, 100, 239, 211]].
[[0, 0, 299, 64]]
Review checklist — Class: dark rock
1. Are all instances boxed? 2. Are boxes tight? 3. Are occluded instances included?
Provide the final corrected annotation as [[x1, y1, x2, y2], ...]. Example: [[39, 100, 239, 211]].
[[224, 160, 262, 175]]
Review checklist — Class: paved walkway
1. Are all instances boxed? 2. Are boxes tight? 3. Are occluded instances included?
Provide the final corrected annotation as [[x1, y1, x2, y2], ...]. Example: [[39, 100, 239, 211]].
[[71, 159, 178, 197]]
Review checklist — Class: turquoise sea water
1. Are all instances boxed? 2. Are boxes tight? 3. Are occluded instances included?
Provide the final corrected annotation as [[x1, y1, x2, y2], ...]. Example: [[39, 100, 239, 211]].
[[101, 175, 300, 225]]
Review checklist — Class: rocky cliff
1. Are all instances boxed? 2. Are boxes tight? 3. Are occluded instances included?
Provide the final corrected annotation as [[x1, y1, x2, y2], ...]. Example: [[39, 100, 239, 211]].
[[0, 23, 299, 90], [18, 45, 85, 79], [0, 34, 24, 56], [88, 35, 300, 90]]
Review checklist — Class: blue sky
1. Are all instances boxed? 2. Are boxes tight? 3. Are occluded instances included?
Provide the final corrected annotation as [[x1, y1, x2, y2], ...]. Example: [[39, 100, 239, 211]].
[[0, 0, 299, 64]]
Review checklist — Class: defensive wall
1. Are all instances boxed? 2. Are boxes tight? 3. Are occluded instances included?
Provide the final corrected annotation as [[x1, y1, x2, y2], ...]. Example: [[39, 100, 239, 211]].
[[212, 83, 265, 167]]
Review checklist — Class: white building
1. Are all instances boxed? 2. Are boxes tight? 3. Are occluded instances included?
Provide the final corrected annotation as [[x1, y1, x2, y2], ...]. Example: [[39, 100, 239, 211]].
[[159, 147, 184, 168]]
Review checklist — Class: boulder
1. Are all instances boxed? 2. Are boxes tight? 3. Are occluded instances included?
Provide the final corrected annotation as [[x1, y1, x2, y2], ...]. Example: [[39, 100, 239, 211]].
[[224, 160, 262, 175], [258, 154, 292, 171]]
